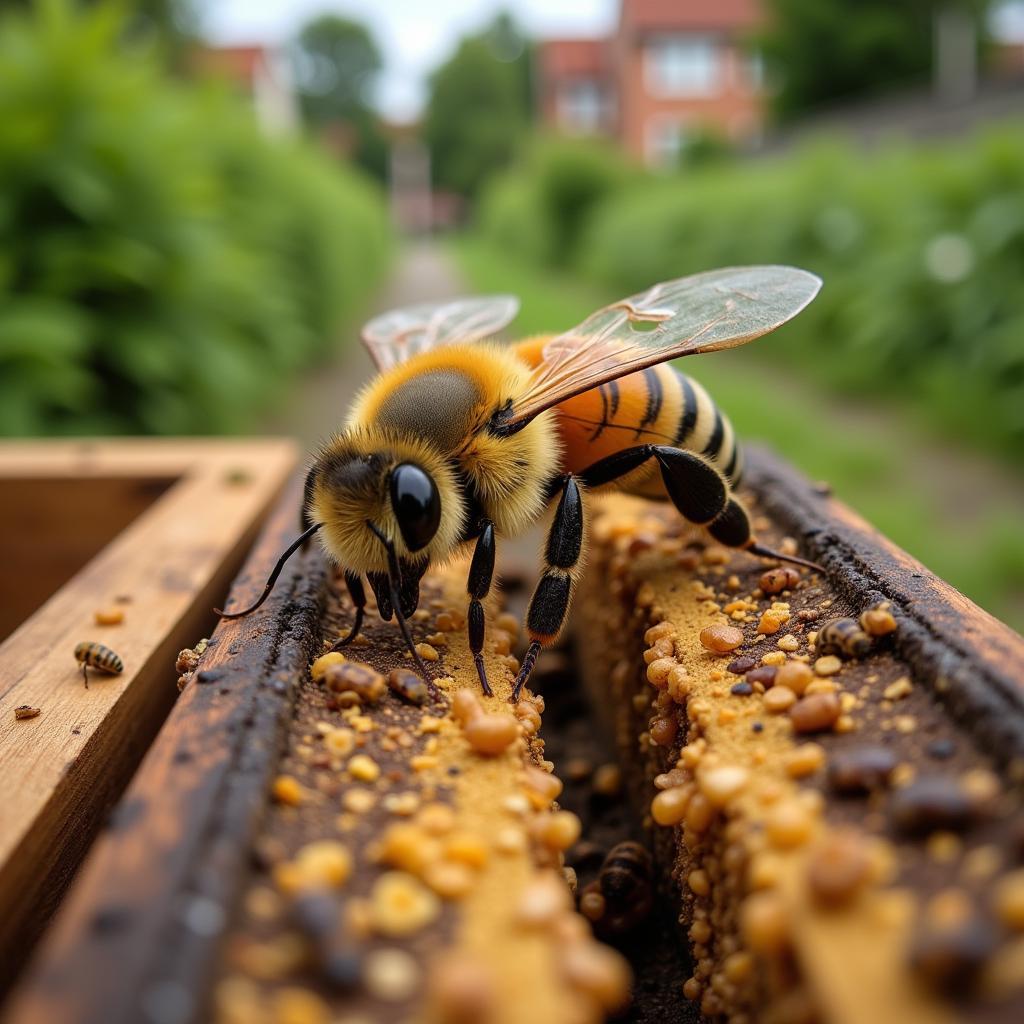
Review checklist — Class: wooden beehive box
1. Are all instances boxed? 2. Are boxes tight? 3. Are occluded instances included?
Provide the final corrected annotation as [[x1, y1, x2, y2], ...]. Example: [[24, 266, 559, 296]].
[[0, 441, 1022, 1024], [0, 439, 298, 996]]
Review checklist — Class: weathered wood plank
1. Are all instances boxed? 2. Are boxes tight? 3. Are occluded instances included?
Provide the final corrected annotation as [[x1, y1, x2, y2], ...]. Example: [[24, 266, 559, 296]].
[[0, 439, 298, 995], [2, 472, 326, 1024], [5, 492, 634, 1024], [743, 444, 1024, 765]]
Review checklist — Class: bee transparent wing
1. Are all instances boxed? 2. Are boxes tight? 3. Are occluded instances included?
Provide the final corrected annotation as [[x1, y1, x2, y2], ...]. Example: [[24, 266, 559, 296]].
[[360, 295, 520, 372], [500, 266, 821, 429]]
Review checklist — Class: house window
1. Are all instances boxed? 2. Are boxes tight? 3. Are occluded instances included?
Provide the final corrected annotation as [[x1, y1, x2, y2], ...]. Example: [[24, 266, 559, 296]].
[[645, 35, 719, 97], [557, 79, 608, 134], [645, 116, 689, 169]]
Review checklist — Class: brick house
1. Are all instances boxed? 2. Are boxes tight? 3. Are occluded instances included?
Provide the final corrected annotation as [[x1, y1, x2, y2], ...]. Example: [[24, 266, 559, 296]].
[[194, 45, 299, 136], [538, 0, 765, 167]]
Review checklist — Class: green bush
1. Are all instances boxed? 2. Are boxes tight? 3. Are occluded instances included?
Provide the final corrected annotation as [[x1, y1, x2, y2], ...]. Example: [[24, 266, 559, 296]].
[[479, 127, 1024, 462], [0, 2, 391, 436], [579, 130, 1024, 461], [478, 137, 631, 267]]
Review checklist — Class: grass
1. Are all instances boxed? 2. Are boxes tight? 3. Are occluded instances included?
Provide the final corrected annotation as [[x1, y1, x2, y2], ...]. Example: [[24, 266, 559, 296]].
[[452, 235, 1024, 632]]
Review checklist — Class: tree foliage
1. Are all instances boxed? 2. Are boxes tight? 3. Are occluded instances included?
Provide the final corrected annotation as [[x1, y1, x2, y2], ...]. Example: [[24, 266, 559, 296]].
[[498, 127, 1024, 463], [760, 0, 989, 119], [0, 0, 391, 436], [293, 14, 382, 123], [292, 14, 388, 180], [424, 12, 531, 200], [8, 0, 195, 57]]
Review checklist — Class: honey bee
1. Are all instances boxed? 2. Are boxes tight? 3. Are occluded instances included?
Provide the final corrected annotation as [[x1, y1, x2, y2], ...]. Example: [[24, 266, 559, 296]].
[[579, 840, 654, 935], [816, 617, 872, 660], [74, 641, 124, 687], [217, 268, 822, 699]]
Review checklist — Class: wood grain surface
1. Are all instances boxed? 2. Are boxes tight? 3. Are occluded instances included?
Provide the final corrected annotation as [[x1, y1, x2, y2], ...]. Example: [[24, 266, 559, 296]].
[[0, 439, 298, 996]]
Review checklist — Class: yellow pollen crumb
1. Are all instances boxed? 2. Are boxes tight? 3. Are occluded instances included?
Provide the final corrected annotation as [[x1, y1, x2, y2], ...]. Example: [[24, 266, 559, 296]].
[[271, 775, 304, 806], [310, 652, 345, 681], [371, 872, 441, 936], [347, 755, 380, 782], [883, 677, 913, 701], [343, 789, 376, 813], [383, 792, 420, 816], [415, 642, 440, 662]]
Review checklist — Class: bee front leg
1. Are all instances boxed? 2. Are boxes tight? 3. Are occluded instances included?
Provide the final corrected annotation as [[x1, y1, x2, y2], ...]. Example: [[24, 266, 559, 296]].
[[329, 572, 366, 651], [467, 520, 496, 696], [512, 475, 584, 703]]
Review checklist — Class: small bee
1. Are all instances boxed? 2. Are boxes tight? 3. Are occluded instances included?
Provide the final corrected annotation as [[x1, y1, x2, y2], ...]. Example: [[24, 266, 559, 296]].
[[816, 617, 872, 660], [599, 840, 653, 916], [217, 268, 822, 699], [580, 840, 654, 935], [74, 641, 124, 687]]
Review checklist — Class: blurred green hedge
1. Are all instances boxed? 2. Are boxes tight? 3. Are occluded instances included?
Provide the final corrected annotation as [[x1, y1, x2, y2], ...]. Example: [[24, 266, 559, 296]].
[[478, 128, 1024, 463], [0, 2, 391, 436], [478, 137, 634, 269]]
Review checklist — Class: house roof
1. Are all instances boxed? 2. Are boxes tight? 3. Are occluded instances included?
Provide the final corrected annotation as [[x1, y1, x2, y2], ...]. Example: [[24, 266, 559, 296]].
[[621, 0, 763, 32], [194, 45, 271, 85], [539, 38, 611, 80]]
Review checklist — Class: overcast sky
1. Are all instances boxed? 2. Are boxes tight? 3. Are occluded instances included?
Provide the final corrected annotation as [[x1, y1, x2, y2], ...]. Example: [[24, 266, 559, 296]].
[[201, 0, 617, 122]]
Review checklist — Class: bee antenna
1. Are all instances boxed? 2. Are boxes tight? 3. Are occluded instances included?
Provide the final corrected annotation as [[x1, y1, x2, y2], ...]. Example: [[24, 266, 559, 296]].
[[367, 521, 433, 681], [747, 542, 824, 574], [215, 521, 324, 619]]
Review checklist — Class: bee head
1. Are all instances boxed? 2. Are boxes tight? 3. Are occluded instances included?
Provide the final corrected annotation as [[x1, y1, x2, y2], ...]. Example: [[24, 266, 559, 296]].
[[306, 430, 463, 575]]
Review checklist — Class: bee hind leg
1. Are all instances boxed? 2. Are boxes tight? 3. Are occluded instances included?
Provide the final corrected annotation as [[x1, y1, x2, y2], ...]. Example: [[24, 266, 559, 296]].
[[580, 443, 820, 569], [512, 475, 583, 703], [466, 520, 496, 696], [707, 496, 824, 573], [329, 572, 366, 651]]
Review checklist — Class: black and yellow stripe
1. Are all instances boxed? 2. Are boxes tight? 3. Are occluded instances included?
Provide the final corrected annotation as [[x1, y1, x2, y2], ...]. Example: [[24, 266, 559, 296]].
[[73, 641, 124, 675], [670, 368, 742, 486], [558, 362, 743, 496], [625, 365, 743, 496]]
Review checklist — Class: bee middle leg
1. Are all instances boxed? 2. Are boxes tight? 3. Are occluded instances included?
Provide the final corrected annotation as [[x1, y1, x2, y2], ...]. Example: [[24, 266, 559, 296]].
[[466, 519, 496, 696], [511, 474, 584, 703]]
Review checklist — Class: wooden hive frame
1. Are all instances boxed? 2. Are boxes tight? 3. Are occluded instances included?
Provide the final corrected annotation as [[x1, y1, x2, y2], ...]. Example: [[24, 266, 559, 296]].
[[4, 471, 630, 1024], [0, 439, 298, 996], [2, 441, 1023, 1024]]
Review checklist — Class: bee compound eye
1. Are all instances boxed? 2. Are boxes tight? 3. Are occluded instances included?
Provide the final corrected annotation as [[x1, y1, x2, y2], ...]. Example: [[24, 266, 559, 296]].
[[390, 463, 441, 552]]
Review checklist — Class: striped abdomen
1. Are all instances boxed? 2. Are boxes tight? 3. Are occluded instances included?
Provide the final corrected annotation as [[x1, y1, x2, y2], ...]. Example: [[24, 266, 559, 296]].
[[554, 363, 743, 493], [73, 641, 124, 674], [599, 840, 653, 910]]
